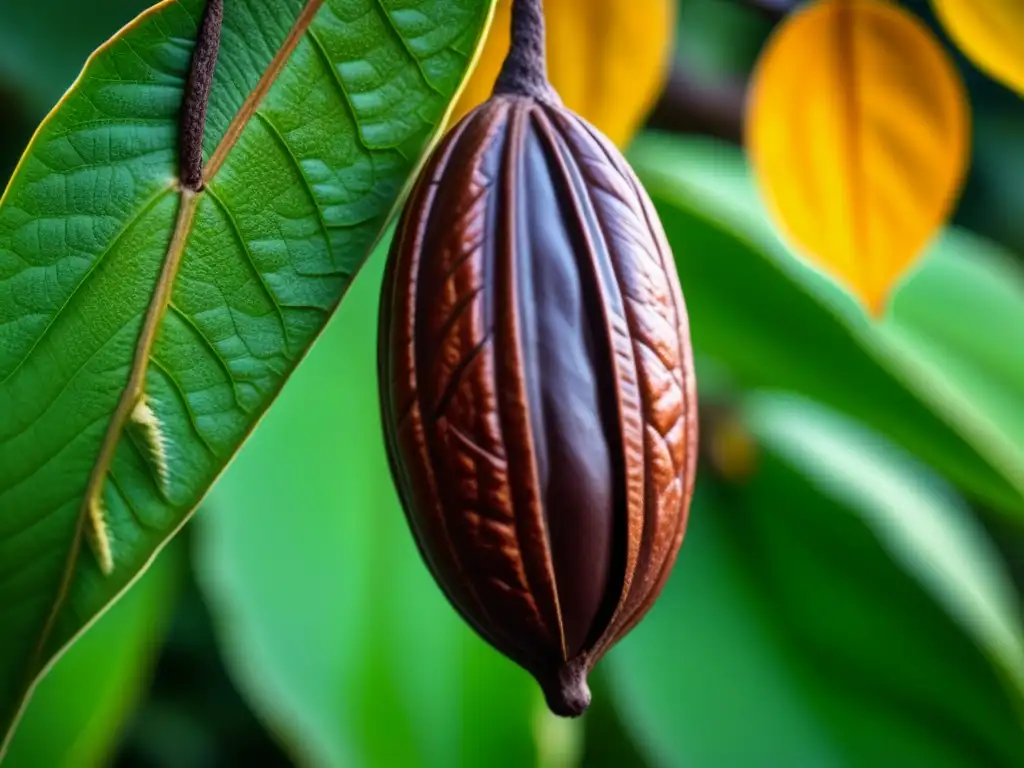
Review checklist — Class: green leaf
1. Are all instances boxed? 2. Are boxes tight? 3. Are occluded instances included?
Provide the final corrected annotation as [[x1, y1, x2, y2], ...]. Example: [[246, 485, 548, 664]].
[[193, 239, 549, 768], [580, 670, 652, 768], [2, 538, 182, 768], [608, 394, 1024, 766], [745, 393, 1024, 703], [629, 132, 1024, 519], [0, 0, 150, 115], [886, 233, 1024, 502], [0, 0, 495, 750]]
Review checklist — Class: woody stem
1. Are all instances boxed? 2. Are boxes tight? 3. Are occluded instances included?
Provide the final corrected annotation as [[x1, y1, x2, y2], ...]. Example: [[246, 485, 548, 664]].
[[494, 0, 557, 100]]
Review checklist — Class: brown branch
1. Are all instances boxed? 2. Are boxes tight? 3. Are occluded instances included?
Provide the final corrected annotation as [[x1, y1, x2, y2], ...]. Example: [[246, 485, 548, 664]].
[[644, 0, 803, 142], [738, 0, 801, 23], [645, 63, 748, 144]]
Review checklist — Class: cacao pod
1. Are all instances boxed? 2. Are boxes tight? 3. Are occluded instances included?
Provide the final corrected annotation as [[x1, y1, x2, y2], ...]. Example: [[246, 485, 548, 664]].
[[377, 1, 697, 718]]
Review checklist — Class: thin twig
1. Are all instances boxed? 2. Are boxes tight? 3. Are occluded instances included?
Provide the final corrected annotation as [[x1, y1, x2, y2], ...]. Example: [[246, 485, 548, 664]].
[[645, 63, 748, 144], [645, 0, 802, 142], [738, 0, 800, 23]]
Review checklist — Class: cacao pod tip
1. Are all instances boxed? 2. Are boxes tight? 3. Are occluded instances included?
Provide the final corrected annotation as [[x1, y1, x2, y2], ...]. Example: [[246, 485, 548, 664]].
[[539, 660, 592, 718]]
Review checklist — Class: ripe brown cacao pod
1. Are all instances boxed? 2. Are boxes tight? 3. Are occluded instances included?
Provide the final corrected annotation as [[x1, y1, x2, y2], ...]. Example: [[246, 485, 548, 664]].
[[377, 6, 696, 717]]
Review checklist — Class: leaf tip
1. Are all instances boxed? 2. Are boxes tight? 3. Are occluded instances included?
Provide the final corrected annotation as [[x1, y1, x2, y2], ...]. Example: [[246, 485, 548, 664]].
[[861, 283, 894, 320]]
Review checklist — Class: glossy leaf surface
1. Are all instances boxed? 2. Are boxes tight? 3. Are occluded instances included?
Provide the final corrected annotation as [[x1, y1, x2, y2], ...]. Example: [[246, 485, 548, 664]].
[[0, 0, 493, 748], [630, 133, 1024, 519], [746, 0, 970, 314], [2, 540, 182, 768], [195, 242, 557, 768], [450, 0, 674, 146], [932, 0, 1024, 96], [609, 394, 1024, 765]]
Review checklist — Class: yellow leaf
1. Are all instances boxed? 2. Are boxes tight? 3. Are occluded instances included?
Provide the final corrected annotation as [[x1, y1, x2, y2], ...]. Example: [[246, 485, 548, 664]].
[[745, 0, 970, 315], [452, 0, 675, 147], [932, 0, 1024, 96]]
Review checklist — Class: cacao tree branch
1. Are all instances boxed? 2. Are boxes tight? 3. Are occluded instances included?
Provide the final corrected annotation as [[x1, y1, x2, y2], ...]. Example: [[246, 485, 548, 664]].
[[737, 0, 800, 22], [645, 63, 748, 144], [646, 0, 801, 143]]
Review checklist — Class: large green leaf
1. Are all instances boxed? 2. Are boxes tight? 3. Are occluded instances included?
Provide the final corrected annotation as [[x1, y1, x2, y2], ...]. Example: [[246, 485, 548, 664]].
[[629, 133, 1024, 519], [0, 0, 495, 750], [194, 239, 559, 768], [2, 538, 182, 768], [608, 394, 1024, 766]]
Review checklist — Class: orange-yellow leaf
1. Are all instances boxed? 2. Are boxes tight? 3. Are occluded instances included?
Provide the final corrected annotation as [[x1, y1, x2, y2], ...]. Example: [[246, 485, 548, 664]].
[[745, 0, 970, 316], [452, 0, 675, 147], [932, 0, 1024, 96]]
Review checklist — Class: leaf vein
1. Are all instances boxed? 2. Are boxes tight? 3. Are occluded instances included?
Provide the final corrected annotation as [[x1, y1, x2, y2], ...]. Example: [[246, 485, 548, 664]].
[[167, 301, 248, 413], [108, 469, 161, 532], [304, 26, 372, 152], [251, 109, 335, 267], [148, 355, 217, 456], [0, 185, 175, 386], [370, 0, 444, 97], [203, 184, 294, 356]]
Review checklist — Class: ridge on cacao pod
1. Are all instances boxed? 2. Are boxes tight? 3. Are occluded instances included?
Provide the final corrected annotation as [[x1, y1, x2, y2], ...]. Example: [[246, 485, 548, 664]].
[[377, 0, 698, 717]]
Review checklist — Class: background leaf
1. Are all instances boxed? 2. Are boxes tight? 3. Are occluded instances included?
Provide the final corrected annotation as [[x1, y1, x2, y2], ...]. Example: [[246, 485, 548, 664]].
[[0, 0, 151, 186], [629, 132, 1024, 520], [0, 0, 494, 748], [450, 0, 674, 146], [0, 0, 149, 114], [932, 0, 1024, 97], [2, 539, 183, 768], [746, 0, 970, 314], [745, 393, 1024, 701], [607, 392, 1024, 766], [194, 238, 557, 768]]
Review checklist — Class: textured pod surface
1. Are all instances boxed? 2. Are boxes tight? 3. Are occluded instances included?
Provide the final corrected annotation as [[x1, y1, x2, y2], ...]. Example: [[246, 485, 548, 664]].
[[378, 94, 697, 715]]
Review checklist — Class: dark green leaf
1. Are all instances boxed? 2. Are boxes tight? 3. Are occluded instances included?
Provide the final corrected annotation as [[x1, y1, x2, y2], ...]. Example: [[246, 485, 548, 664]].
[[608, 394, 1024, 766], [629, 132, 1024, 519], [0, 0, 150, 115], [744, 393, 1024, 702], [581, 670, 652, 768], [886, 232, 1024, 494], [2, 539, 182, 767], [194, 240, 555, 767], [0, 0, 494, 748]]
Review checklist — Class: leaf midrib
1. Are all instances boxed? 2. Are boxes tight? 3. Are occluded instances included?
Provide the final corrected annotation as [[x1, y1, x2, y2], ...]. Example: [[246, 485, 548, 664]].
[[834, 0, 868, 307], [204, 0, 326, 182]]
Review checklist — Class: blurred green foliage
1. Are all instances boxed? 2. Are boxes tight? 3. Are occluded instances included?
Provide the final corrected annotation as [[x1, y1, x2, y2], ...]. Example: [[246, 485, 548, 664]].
[[3, 541, 182, 768], [196, 247, 548, 768], [0, 0, 149, 113], [1, 0, 1022, 766], [631, 133, 1024, 520], [609, 393, 1024, 766]]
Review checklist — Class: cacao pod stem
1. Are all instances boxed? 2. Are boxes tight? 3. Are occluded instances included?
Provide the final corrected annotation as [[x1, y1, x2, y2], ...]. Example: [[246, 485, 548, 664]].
[[494, 0, 558, 102]]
